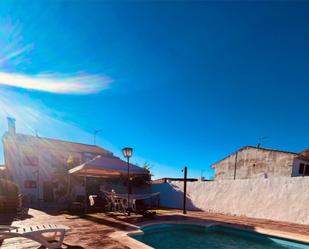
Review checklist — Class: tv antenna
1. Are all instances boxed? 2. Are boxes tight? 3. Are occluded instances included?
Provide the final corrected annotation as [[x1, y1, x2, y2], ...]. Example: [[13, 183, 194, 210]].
[[93, 129, 102, 145], [201, 170, 204, 178], [33, 128, 39, 137], [257, 136, 268, 148]]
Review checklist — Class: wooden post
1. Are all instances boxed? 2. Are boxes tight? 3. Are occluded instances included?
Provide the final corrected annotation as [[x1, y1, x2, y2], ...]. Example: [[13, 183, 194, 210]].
[[183, 166, 187, 214]]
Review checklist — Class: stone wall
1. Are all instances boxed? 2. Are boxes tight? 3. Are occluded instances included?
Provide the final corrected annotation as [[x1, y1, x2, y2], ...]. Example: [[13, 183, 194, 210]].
[[152, 177, 309, 224], [213, 147, 298, 180]]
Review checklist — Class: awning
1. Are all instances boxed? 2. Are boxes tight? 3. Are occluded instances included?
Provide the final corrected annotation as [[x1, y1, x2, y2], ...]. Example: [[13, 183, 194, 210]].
[[68, 155, 149, 177]]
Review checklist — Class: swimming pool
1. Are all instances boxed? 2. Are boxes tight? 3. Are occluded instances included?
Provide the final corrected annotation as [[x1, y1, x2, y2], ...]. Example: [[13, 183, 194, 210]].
[[130, 224, 309, 249]]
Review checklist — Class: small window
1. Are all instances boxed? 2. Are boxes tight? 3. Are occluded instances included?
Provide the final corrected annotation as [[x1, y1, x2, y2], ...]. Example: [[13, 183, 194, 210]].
[[51, 158, 65, 168], [306, 165, 309, 176], [299, 163, 304, 174], [72, 157, 80, 166], [84, 153, 93, 162], [23, 154, 38, 166], [51, 162, 58, 168], [24, 180, 37, 188], [299, 163, 309, 176]]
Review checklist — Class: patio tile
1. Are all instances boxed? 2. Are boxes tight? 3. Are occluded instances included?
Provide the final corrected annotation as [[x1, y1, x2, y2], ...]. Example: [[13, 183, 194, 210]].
[[0, 209, 308, 248]]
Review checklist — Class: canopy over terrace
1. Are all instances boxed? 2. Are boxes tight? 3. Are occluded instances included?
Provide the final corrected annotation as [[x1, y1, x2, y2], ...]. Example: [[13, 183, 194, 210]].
[[68, 155, 150, 211], [68, 155, 149, 177]]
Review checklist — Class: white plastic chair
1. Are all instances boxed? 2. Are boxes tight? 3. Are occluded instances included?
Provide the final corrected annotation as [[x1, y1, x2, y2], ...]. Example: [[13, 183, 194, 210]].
[[0, 224, 70, 249]]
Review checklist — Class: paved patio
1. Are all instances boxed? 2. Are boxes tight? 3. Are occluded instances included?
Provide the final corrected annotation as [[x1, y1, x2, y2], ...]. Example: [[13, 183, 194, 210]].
[[0, 209, 308, 248]]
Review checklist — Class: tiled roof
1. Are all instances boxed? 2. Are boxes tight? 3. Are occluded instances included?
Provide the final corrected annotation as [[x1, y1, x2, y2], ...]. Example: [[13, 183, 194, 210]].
[[2, 132, 113, 155], [300, 149, 309, 158], [69, 155, 148, 177]]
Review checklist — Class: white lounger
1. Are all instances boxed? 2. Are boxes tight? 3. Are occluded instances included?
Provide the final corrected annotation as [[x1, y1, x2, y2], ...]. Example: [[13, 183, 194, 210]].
[[0, 224, 70, 249]]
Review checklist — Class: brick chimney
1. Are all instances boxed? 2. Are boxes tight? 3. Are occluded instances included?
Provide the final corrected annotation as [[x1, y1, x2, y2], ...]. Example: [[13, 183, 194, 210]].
[[7, 117, 16, 135]]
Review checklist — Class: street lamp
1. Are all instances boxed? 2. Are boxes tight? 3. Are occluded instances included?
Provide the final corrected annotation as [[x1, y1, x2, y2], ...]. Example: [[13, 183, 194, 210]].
[[122, 147, 133, 216]]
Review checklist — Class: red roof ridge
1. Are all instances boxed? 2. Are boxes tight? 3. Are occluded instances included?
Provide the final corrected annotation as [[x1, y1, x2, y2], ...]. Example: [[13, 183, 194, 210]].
[[3, 132, 113, 154]]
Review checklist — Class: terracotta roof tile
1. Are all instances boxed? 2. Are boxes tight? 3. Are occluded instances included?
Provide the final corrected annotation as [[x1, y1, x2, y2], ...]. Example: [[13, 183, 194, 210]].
[[3, 132, 113, 155]]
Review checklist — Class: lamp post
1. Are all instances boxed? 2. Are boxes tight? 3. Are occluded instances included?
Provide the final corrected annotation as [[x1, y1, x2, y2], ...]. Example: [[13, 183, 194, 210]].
[[122, 147, 133, 216]]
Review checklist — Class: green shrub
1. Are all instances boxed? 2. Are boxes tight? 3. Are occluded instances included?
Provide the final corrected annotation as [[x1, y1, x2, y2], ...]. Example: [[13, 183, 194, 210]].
[[0, 179, 20, 213], [0, 179, 19, 198]]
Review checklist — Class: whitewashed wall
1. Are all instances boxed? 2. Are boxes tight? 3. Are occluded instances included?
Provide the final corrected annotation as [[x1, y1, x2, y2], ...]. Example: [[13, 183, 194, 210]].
[[152, 177, 309, 224]]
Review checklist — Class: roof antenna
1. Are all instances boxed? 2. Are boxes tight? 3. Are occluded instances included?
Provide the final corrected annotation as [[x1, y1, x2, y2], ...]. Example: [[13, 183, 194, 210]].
[[257, 136, 267, 148], [33, 129, 39, 137], [200, 170, 205, 181], [93, 129, 102, 145]]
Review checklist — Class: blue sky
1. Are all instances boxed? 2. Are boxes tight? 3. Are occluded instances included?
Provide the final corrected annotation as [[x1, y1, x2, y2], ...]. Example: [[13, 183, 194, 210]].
[[0, 1, 308, 179]]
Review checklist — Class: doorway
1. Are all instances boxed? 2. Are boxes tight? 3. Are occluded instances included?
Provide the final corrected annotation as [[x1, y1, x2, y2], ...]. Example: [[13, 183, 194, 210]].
[[43, 181, 54, 202]]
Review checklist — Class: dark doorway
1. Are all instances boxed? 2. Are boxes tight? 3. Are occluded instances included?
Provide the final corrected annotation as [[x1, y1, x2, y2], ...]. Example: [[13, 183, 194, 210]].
[[43, 181, 54, 202]]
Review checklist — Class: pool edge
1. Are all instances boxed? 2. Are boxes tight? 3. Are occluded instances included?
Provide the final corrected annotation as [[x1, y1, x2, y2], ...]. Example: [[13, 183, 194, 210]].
[[110, 220, 309, 249]]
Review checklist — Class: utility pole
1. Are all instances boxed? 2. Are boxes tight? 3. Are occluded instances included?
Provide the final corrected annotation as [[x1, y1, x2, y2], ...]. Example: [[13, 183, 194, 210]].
[[233, 152, 238, 180]]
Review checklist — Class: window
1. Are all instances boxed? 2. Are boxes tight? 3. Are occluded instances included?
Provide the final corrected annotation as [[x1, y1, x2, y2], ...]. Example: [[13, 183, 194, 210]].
[[72, 157, 80, 166], [24, 180, 37, 188], [23, 154, 38, 166], [306, 165, 309, 175], [51, 161, 59, 168], [84, 153, 93, 162], [299, 163, 304, 174], [66, 155, 81, 168], [51, 157, 65, 168], [299, 163, 309, 176]]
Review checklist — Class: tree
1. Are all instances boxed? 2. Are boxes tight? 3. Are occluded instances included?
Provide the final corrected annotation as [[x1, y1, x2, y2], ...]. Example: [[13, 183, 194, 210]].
[[131, 162, 153, 186], [52, 156, 73, 200], [53, 165, 69, 200]]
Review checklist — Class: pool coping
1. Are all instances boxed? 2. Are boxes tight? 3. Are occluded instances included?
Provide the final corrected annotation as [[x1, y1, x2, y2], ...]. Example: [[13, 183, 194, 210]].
[[109, 218, 309, 249]]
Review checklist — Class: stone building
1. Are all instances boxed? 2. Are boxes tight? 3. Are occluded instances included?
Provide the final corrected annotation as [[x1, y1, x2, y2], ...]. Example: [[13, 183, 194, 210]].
[[212, 146, 309, 180]]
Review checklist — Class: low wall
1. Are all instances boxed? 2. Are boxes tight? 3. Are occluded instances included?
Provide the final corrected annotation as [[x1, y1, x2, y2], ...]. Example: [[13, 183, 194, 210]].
[[151, 177, 309, 224]]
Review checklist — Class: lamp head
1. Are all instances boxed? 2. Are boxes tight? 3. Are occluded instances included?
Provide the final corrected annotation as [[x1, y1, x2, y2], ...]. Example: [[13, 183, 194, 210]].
[[122, 147, 133, 158]]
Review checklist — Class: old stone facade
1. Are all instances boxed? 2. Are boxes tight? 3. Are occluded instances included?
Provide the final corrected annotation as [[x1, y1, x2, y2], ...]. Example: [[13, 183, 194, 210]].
[[212, 146, 309, 180]]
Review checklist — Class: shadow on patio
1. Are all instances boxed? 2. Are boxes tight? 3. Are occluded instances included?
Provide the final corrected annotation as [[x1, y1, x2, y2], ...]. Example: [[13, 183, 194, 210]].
[[2, 207, 309, 249]]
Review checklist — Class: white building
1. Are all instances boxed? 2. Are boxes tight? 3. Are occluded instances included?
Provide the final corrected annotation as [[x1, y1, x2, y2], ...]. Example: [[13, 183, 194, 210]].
[[212, 146, 309, 180]]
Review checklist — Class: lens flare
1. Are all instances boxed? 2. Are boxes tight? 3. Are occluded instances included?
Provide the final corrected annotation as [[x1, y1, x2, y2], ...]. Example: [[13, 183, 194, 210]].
[[0, 71, 112, 94]]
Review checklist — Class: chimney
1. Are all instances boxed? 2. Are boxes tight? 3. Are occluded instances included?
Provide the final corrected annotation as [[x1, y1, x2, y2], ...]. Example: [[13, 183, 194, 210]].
[[7, 117, 16, 135]]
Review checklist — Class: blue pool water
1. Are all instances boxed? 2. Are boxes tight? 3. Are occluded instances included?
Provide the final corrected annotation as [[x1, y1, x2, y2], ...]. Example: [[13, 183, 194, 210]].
[[131, 224, 309, 249]]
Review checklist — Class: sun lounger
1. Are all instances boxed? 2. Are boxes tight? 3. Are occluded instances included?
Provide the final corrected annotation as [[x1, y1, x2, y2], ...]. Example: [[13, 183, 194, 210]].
[[0, 224, 70, 249]]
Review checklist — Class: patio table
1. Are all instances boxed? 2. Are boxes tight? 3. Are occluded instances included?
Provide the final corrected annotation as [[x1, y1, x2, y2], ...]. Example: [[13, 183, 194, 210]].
[[114, 192, 159, 200], [113, 192, 160, 211]]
